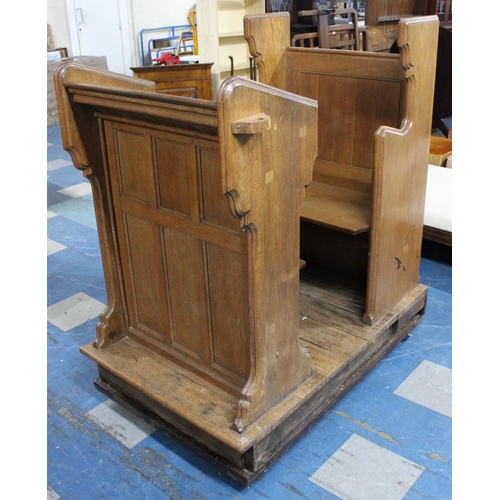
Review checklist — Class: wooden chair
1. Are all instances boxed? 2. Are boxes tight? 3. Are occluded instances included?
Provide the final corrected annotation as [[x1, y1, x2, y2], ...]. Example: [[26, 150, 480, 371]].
[[245, 13, 439, 325], [292, 8, 366, 50], [187, 10, 198, 55]]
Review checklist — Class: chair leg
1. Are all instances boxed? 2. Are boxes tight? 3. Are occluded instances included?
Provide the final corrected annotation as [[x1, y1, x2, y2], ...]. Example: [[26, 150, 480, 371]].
[[433, 119, 449, 138]]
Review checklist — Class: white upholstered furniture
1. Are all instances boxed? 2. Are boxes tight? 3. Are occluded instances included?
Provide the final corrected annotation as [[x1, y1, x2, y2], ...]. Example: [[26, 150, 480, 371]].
[[423, 164, 452, 246]]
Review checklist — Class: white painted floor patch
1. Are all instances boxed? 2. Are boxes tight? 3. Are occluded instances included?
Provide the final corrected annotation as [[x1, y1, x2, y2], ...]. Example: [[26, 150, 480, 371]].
[[47, 292, 104, 331], [86, 399, 156, 449], [48, 238, 67, 256], [310, 433, 425, 500], [394, 360, 452, 417], [58, 182, 92, 198], [48, 159, 72, 171], [47, 485, 60, 499]]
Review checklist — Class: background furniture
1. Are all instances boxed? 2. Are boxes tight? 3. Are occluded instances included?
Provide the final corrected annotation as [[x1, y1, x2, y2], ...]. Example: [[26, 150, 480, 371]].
[[291, 8, 366, 50], [139, 24, 194, 66], [195, 0, 265, 96], [365, 0, 450, 43], [430, 26, 452, 137], [131, 63, 213, 99], [429, 136, 452, 167], [424, 164, 452, 246]]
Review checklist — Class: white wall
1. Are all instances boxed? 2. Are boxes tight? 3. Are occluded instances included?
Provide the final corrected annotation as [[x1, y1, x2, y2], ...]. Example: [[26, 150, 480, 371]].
[[47, 0, 73, 54], [47, 0, 196, 67], [127, 0, 196, 66]]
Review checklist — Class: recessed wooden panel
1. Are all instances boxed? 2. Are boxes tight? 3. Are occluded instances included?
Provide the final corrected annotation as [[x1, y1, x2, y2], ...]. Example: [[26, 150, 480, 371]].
[[199, 147, 240, 232], [375, 79, 402, 132], [206, 244, 248, 382], [115, 129, 153, 204], [162, 227, 211, 363], [331, 76, 358, 167], [297, 73, 402, 171], [297, 71, 319, 101], [123, 214, 169, 341], [351, 78, 380, 169], [154, 136, 196, 218], [317, 74, 359, 167], [352, 79, 402, 169]]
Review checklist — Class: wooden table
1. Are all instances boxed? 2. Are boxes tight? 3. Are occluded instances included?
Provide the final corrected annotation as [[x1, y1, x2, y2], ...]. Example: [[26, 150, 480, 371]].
[[131, 63, 213, 100]]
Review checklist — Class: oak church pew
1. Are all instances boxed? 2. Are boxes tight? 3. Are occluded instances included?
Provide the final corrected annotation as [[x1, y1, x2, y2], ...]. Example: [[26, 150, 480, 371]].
[[245, 13, 439, 325], [55, 58, 429, 484]]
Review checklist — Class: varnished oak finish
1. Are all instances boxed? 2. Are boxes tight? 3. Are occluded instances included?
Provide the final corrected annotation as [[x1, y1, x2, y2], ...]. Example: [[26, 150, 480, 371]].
[[245, 13, 438, 326], [55, 59, 429, 484]]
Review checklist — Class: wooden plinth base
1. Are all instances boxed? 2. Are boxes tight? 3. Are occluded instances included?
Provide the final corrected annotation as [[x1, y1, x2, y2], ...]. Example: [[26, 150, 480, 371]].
[[82, 266, 427, 485]]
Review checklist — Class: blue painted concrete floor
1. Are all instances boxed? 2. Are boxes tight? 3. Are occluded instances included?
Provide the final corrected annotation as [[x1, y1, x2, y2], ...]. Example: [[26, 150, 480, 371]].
[[47, 124, 452, 500]]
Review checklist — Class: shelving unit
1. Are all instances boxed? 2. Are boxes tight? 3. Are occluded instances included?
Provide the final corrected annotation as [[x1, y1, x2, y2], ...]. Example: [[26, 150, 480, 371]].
[[139, 24, 195, 66], [196, 0, 265, 96]]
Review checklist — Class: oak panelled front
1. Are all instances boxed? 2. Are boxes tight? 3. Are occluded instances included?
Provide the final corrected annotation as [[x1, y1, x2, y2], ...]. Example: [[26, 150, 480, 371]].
[[296, 72, 402, 170], [104, 120, 248, 390], [206, 243, 248, 383], [156, 138, 195, 217]]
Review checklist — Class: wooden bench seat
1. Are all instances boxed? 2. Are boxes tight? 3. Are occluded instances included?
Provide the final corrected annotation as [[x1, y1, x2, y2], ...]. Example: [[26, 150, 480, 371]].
[[300, 181, 370, 234]]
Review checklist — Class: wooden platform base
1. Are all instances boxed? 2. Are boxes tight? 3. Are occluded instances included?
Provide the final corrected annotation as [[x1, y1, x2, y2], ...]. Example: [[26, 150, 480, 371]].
[[82, 264, 427, 485]]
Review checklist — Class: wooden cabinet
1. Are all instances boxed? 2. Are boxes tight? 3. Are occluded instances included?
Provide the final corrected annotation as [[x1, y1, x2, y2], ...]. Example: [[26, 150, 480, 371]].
[[131, 63, 213, 100], [196, 0, 265, 94]]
